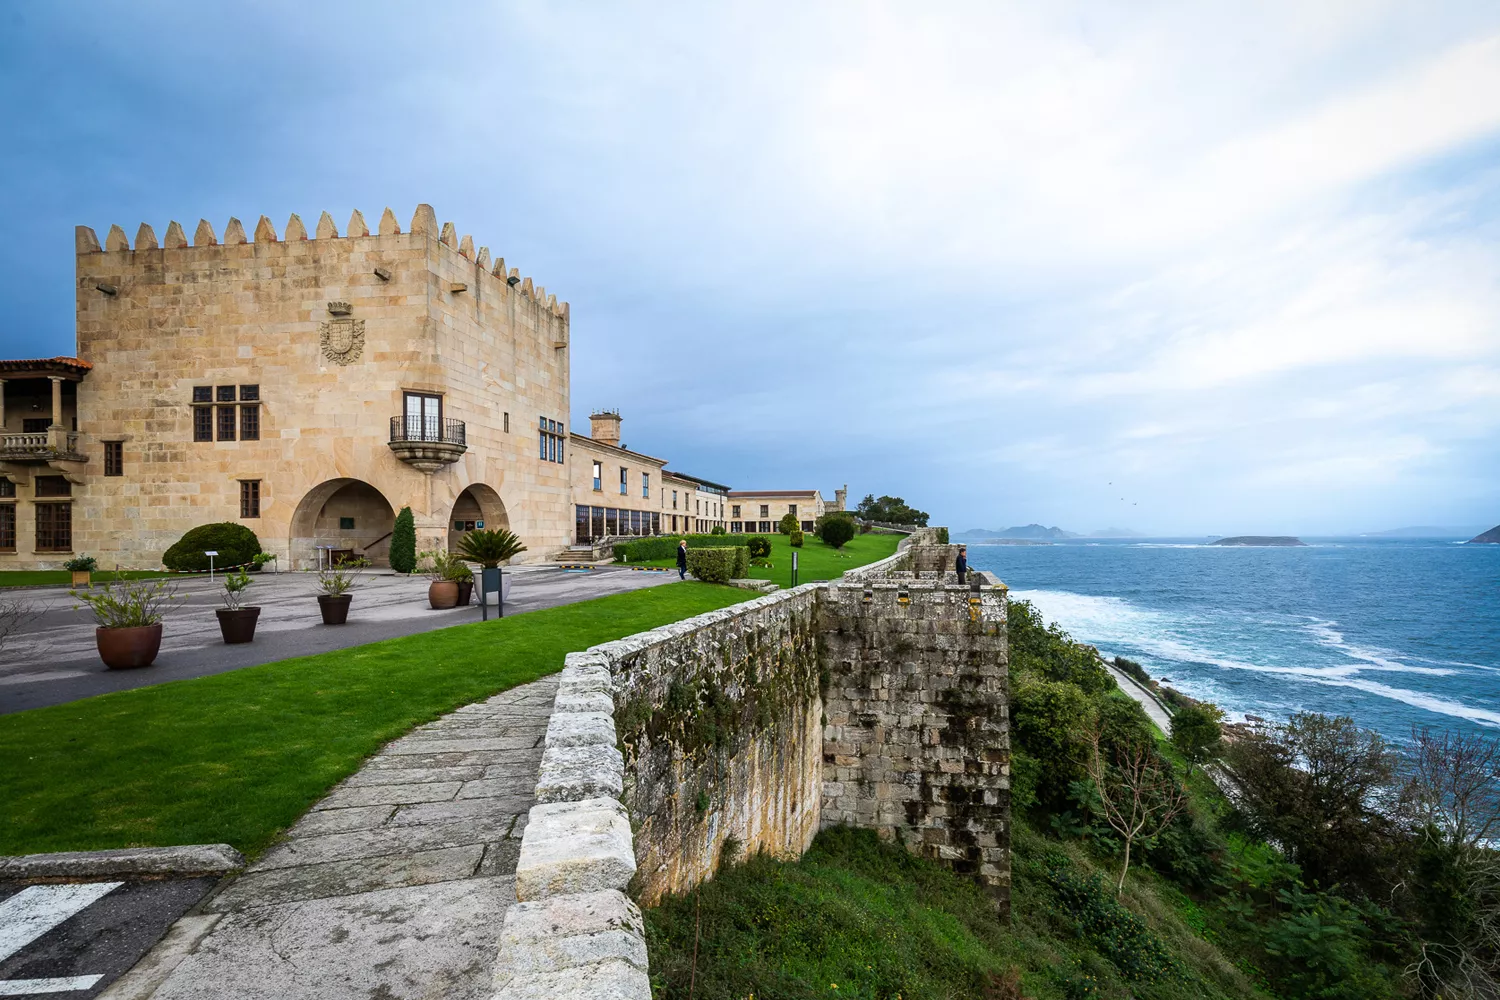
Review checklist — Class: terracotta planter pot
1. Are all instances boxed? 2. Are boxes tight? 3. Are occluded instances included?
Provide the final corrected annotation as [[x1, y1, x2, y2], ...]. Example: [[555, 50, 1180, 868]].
[[96, 624, 163, 669], [318, 593, 352, 625], [216, 606, 260, 644], [455, 581, 473, 606], [71, 570, 91, 586], [428, 580, 459, 610]]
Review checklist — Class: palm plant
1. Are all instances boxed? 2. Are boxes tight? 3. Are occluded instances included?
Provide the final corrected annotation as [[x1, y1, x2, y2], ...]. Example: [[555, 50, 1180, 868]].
[[455, 528, 527, 568]]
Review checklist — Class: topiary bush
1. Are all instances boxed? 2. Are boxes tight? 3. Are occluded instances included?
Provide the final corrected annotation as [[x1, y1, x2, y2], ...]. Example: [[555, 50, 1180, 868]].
[[790, 529, 804, 547], [390, 506, 417, 574], [778, 512, 797, 534], [821, 516, 856, 549], [747, 536, 772, 559], [614, 534, 754, 562], [687, 547, 741, 584], [162, 523, 261, 572]]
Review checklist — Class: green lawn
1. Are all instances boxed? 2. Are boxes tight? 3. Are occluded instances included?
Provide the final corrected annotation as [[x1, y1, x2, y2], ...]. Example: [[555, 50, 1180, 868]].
[[0, 582, 752, 858], [632, 531, 903, 588], [0, 570, 175, 589]]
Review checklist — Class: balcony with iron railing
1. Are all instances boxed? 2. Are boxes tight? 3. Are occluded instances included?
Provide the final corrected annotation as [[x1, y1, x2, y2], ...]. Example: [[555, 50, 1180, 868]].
[[0, 430, 84, 464], [388, 416, 467, 472]]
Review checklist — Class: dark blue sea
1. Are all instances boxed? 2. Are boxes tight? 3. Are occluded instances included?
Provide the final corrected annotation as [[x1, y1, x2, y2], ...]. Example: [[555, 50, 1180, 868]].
[[965, 538, 1500, 743]]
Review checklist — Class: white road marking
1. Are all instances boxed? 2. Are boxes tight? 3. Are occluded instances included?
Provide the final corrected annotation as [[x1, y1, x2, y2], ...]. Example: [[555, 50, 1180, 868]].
[[0, 882, 122, 963], [0, 975, 105, 994]]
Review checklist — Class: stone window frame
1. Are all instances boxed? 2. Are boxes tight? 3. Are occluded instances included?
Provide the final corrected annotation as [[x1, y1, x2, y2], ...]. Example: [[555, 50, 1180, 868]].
[[591, 460, 602, 492], [239, 480, 261, 519], [618, 466, 628, 496], [731, 504, 741, 518], [34, 476, 71, 498], [538, 416, 565, 464], [641, 472, 649, 499], [193, 405, 214, 442], [35, 501, 72, 553], [103, 440, 124, 477], [217, 404, 237, 442], [240, 403, 260, 441], [0, 501, 14, 552], [0, 478, 15, 499], [760, 505, 770, 518]]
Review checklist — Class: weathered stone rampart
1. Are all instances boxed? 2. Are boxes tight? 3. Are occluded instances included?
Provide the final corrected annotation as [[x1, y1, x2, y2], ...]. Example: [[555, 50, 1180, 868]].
[[493, 528, 1009, 999]]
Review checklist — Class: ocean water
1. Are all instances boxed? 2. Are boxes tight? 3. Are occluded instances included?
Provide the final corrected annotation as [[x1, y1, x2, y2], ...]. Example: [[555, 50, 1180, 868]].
[[964, 538, 1500, 743]]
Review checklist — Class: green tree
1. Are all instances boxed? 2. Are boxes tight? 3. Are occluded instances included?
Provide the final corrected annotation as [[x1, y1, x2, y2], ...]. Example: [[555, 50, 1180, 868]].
[[820, 516, 856, 549], [854, 493, 930, 526], [390, 506, 417, 574], [1170, 703, 1225, 775], [778, 512, 797, 535]]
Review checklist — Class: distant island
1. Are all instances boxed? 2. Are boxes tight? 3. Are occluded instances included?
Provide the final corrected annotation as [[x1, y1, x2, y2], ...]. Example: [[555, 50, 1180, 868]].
[[959, 524, 1078, 540], [1360, 525, 1488, 538], [1212, 536, 1306, 546], [1470, 524, 1500, 544]]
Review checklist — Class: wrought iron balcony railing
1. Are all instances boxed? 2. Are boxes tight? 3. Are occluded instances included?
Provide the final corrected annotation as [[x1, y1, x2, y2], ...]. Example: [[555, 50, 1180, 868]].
[[389, 416, 466, 447]]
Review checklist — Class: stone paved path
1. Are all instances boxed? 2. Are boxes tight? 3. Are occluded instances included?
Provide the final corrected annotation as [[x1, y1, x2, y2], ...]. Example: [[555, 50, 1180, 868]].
[[126, 676, 558, 1000]]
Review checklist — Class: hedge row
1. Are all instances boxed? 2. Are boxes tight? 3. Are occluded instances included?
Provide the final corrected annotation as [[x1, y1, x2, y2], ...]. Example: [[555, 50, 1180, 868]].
[[686, 546, 750, 584], [614, 534, 766, 562]]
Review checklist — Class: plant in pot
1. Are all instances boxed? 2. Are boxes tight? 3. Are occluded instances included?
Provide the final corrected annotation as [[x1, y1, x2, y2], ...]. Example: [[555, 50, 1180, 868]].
[[216, 568, 260, 643], [450, 561, 475, 607], [455, 529, 527, 612], [63, 555, 98, 587], [315, 557, 366, 625], [420, 550, 460, 610], [249, 552, 276, 574], [72, 577, 180, 669]]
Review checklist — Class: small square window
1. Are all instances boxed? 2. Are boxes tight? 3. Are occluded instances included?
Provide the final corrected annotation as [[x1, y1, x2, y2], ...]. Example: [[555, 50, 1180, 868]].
[[216, 385, 236, 402], [339, 517, 355, 530], [104, 441, 123, 476], [240, 480, 261, 518], [0, 478, 14, 499], [192, 386, 212, 403], [239, 384, 259, 401]]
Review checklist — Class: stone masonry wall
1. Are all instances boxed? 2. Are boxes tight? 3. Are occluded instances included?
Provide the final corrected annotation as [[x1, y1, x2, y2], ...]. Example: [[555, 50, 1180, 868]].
[[493, 529, 1010, 998], [820, 578, 1012, 915]]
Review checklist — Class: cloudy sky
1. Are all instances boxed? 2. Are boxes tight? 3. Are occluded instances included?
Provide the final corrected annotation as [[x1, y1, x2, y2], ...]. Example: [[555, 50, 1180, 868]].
[[2, 2, 1497, 535]]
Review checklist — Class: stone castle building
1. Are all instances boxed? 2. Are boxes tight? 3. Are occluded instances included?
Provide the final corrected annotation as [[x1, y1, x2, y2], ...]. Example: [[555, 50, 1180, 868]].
[[0, 206, 832, 569]]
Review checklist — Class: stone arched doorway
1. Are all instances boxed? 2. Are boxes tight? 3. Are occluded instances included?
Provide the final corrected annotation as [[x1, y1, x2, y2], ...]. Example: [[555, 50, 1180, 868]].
[[447, 483, 510, 554], [289, 479, 397, 570]]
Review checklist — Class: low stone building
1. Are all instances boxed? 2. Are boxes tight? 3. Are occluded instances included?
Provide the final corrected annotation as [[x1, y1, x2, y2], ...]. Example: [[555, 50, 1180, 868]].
[[727, 489, 828, 533]]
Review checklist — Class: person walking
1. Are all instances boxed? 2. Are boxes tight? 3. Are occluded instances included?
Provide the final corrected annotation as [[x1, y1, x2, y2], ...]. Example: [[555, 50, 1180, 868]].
[[955, 544, 968, 585], [676, 539, 689, 580]]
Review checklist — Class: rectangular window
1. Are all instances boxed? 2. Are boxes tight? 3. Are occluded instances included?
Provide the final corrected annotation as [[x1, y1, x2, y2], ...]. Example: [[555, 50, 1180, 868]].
[[405, 392, 443, 441], [651, 512, 660, 535], [538, 416, 564, 462], [760, 521, 772, 533], [592, 460, 603, 491], [240, 404, 260, 441], [0, 504, 14, 550], [193, 386, 212, 403], [642, 472, 650, 498], [194, 406, 213, 442], [36, 503, 71, 552], [34, 476, 70, 497], [504, 412, 510, 433], [605, 508, 619, 536], [104, 440, 123, 476], [339, 516, 355, 530], [620, 467, 628, 495], [592, 506, 605, 540], [760, 505, 769, 518], [730, 521, 742, 533], [802, 520, 814, 531], [789, 504, 797, 516], [239, 384, 259, 401], [217, 405, 236, 441], [240, 480, 261, 518], [732, 505, 741, 518], [0, 479, 14, 499], [216, 385, 236, 402], [672, 490, 678, 509], [23, 418, 49, 434]]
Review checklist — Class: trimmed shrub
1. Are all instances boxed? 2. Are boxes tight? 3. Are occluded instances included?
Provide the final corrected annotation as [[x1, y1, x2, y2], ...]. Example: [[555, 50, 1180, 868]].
[[936, 527, 950, 544], [778, 512, 797, 535], [390, 506, 417, 574], [614, 534, 755, 563], [710, 524, 727, 535], [790, 529, 804, 547], [747, 536, 772, 559], [162, 522, 261, 572], [821, 516, 856, 549], [687, 547, 741, 584]]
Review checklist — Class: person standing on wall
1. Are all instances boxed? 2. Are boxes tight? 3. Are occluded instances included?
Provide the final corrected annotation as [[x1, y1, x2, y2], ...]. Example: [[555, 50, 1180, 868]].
[[677, 539, 689, 580], [955, 544, 967, 585]]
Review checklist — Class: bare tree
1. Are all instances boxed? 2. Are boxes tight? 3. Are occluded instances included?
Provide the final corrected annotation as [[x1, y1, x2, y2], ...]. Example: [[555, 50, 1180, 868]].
[[0, 596, 36, 651], [1400, 726, 1500, 1000], [1084, 728, 1188, 894]]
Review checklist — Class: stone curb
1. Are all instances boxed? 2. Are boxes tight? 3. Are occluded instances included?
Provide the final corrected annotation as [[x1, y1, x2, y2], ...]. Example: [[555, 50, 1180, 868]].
[[0, 844, 245, 880]]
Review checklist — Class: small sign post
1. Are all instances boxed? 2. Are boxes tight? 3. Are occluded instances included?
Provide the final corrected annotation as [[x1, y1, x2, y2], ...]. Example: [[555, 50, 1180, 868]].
[[204, 550, 219, 584], [792, 550, 798, 589]]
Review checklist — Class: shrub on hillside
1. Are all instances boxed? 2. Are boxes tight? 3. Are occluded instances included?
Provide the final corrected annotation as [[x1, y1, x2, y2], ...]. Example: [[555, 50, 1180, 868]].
[[790, 529, 804, 547], [687, 547, 749, 584], [747, 536, 772, 559], [390, 506, 417, 574], [778, 512, 797, 534], [162, 523, 261, 572], [821, 516, 856, 550]]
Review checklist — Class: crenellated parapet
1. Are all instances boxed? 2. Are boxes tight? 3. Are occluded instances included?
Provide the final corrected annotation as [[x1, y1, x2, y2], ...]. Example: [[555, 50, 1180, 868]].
[[74, 203, 569, 319]]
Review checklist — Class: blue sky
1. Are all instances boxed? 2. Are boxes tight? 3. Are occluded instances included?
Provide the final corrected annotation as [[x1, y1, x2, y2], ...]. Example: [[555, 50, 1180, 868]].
[[2, 2, 1498, 535]]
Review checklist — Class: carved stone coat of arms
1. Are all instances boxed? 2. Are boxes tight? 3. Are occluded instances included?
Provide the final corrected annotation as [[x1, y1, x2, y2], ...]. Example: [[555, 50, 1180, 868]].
[[320, 318, 365, 365]]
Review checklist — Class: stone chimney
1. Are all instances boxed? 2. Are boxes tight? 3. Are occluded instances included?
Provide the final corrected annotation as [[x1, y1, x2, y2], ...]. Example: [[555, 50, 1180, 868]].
[[835, 484, 848, 511], [590, 409, 622, 448]]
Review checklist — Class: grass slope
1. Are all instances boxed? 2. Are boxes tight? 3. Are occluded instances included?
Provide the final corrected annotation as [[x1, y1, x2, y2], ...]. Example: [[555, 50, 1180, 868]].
[[0, 582, 751, 858], [629, 531, 902, 589]]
